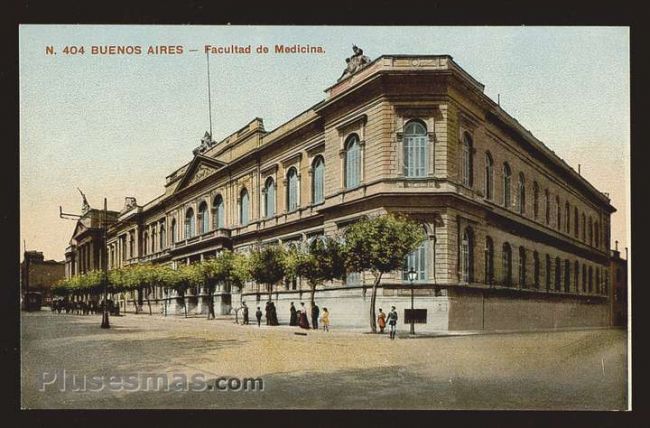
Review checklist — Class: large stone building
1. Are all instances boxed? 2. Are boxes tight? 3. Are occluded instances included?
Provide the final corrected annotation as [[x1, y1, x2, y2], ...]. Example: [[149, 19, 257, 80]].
[[65, 206, 119, 278], [96, 52, 614, 331], [21, 251, 65, 304]]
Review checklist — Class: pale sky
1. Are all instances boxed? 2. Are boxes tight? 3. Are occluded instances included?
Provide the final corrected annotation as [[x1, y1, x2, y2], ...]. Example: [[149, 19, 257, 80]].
[[19, 26, 630, 262]]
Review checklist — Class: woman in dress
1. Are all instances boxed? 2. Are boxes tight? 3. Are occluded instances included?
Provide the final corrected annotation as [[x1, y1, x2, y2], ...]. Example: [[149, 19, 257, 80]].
[[377, 308, 386, 334], [298, 302, 310, 329], [320, 307, 330, 332], [289, 302, 298, 326]]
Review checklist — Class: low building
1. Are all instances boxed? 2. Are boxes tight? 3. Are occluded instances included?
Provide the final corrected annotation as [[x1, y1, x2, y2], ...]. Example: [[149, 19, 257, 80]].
[[84, 50, 614, 331], [21, 251, 65, 305]]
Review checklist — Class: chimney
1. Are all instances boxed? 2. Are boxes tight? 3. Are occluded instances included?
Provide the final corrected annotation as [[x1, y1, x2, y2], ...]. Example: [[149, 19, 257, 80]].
[[578, 164, 581, 175], [615, 240, 619, 251], [625, 247, 628, 260]]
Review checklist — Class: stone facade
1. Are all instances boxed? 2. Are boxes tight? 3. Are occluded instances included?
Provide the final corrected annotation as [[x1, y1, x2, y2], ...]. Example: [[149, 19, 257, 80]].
[[98, 54, 615, 331]]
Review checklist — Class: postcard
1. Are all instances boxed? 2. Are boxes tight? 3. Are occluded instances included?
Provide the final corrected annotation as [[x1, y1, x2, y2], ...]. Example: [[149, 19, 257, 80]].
[[19, 25, 630, 410]]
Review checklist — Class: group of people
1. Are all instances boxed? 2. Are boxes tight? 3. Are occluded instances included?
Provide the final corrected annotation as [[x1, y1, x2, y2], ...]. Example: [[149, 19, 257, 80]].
[[289, 302, 330, 332], [50, 299, 118, 316], [245, 301, 330, 332], [242, 300, 399, 338], [376, 306, 399, 339]]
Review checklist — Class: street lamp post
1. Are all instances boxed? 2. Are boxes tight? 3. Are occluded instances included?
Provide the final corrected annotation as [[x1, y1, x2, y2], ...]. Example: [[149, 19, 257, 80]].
[[408, 267, 417, 335], [101, 197, 110, 329]]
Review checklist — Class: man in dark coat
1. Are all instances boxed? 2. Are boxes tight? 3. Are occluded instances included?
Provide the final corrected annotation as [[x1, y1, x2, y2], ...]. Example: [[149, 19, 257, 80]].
[[265, 301, 271, 325], [311, 303, 320, 330], [289, 302, 298, 326]]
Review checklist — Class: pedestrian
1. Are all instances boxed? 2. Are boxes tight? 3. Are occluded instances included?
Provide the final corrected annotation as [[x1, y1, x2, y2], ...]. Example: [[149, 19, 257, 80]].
[[255, 306, 263, 327], [387, 306, 398, 340], [268, 301, 279, 325], [265, 301, 271, 325], [320, 307, 330, 332], [242, 301, 249, 325], [377, 308, 386, 334], [311, 303, 320, 330], [289, 302, 298, 326], [298, 302, 310, 329]]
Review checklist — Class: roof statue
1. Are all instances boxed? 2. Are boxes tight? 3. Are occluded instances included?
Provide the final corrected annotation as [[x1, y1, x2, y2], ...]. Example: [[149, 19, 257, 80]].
[[77, 187, 90, 214], [338, 45, 372, 82], [192, 131, 216, 156]]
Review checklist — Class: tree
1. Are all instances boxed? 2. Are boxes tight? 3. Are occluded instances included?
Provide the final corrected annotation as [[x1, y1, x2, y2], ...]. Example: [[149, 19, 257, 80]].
[[294, 237, 346, 304], [342, 213, 426, 333], [250, 245, 286, 301]]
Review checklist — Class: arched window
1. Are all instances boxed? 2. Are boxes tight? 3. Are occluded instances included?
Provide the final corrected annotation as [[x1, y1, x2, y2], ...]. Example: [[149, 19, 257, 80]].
[[545, 254, 551, 291], [518, 246, 526, 288], [404, 229, 428, 281], [264, 177, 275, 218], [574, 207, 579, 237], [555, 257, 561, 291], [213, 195, 224, 229], [151, 227, 156, 253], [588, 266, 593, 292], [565, 202, 571, 234], [485, 152, 494, 200], [160, 220, 166, 249], [143, 232, 148, 256], [404, 121, 428, 178], [485, 236, 494, 285], [240, 189, 249, 226], [461, 132, 473, 186], [574, 261, 579, 294], [344, 134, 361, 188], [595, 221, 600, 248], [533, 181, 539, 219], [588, 217, 593, 246], [286, 167, 299, 211], [185, 207, 195, 239], [582, 264, 587, 292], [556, 196, 561, 230], [312, 156, 325, 204], [460, 228, 474, 283], [582, 213, 586, 241], [596, 268, 601, 294], [545, 189, 550, 225], [170, 219, 176, 244], [533, 251, 540, 288], [502, 242, 512, 286], [503, 163, 511, 208], [198, 202, 209, 235], [129, 231, 135, 257], [517, 173, 526, 214], [564, 260, 571, 292]]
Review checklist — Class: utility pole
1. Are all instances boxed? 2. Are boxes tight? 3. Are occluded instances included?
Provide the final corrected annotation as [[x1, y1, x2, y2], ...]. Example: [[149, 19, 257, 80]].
[[101, 197, 110, 329]]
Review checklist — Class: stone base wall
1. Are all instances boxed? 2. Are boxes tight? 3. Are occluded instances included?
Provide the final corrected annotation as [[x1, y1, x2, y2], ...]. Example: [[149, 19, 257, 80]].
[[447, 287, 610, 331], [113, 286, 610, 333]]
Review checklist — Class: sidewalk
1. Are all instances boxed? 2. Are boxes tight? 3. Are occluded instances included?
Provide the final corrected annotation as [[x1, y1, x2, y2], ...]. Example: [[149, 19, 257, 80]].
[[121, 311, 619, 339]]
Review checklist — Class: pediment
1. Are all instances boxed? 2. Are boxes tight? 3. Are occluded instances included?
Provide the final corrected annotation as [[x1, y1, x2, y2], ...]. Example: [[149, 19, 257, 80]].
[[174, 154, 227, 192], [70, 220, 87, 240]]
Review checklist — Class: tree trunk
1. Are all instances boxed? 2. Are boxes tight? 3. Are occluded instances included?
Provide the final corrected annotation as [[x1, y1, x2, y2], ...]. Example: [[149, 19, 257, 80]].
[[146, 286, 152, 315], [267, 283, 273, 301], [369, 273, 382, 333], [180, 291, 187, 318], [310, 283, 316, 305]]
